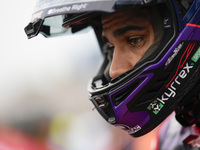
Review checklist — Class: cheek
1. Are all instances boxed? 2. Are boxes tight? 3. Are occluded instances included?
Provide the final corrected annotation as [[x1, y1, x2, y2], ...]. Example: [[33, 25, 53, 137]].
[[126, 45, 146, 60], [122, 47, 143, 66]]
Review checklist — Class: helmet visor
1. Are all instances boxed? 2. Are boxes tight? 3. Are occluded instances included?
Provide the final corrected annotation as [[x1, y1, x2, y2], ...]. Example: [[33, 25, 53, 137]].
[[25, 0, 165, 38]]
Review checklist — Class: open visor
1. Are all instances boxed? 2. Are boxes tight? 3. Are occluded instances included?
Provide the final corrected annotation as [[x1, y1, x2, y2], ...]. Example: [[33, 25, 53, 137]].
[[24, 0, 165, 39]]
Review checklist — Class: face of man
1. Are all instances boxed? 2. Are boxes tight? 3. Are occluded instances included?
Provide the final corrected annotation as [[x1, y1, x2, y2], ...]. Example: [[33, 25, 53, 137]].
[[101, 8, 155, 78]]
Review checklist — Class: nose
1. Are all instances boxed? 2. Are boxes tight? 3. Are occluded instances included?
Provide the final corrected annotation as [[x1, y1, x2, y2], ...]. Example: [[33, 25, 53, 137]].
[[109, 46, 134, 78]]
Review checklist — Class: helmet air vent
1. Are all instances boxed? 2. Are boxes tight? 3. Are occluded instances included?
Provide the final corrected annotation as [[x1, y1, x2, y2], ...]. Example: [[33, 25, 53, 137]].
[[127, 71, 172, 112]]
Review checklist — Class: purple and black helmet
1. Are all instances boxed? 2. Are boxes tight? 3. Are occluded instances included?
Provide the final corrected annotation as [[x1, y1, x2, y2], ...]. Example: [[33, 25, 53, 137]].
[[25, 0, 200, 137]]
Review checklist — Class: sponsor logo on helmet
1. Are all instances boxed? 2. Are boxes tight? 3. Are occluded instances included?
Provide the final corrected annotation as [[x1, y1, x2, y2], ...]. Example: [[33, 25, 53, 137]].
[[147, 100, 164, 115], [191, 47, 200, 62], [165, 42, 184, 67], [47, 3, 88, 15], [115, 124, 141, 134], [148, 62, 194, 114], [148, 43, 199, 115], [166, 42, 196, 88]]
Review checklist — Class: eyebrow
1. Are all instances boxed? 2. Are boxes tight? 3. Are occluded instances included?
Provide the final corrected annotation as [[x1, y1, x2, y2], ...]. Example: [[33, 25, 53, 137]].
[[113, 25, 146, 37]]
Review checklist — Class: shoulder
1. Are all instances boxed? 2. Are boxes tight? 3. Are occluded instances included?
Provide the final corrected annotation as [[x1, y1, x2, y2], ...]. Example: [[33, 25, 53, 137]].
[[157, 113, 195, 150]]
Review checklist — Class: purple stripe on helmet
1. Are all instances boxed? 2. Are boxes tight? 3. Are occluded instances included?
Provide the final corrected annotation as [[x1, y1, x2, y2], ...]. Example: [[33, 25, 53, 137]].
[[109, 73, 154, 127]]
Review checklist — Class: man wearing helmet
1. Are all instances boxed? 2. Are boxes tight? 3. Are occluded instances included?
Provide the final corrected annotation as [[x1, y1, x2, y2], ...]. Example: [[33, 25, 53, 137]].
[[101, 8, 155, 78], [25, 0, 200, 149]]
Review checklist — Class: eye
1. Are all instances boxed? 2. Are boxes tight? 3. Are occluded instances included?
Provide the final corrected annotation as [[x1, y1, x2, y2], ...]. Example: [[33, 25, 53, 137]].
[[127, 36, 144, 47]]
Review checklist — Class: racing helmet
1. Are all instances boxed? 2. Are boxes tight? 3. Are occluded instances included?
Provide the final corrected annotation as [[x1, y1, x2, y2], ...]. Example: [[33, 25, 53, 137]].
[[25, 0, 200, 137]]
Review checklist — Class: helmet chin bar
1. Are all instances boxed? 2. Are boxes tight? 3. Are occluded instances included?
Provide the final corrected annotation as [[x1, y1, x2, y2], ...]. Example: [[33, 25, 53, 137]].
[[89, 36, 200, 138]]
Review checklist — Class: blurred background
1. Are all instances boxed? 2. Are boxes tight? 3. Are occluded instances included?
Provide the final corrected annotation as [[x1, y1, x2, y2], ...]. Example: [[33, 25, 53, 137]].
[[0, 1, 156, 150]]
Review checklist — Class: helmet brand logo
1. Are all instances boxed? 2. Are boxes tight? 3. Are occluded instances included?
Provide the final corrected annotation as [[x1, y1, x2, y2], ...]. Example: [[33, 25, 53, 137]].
[[158, 62, 193, 104], [147, 100, 164, 115], [148, 62, 194, 115], [166, 42, 196, 88], [147, 42, 199, 115]]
